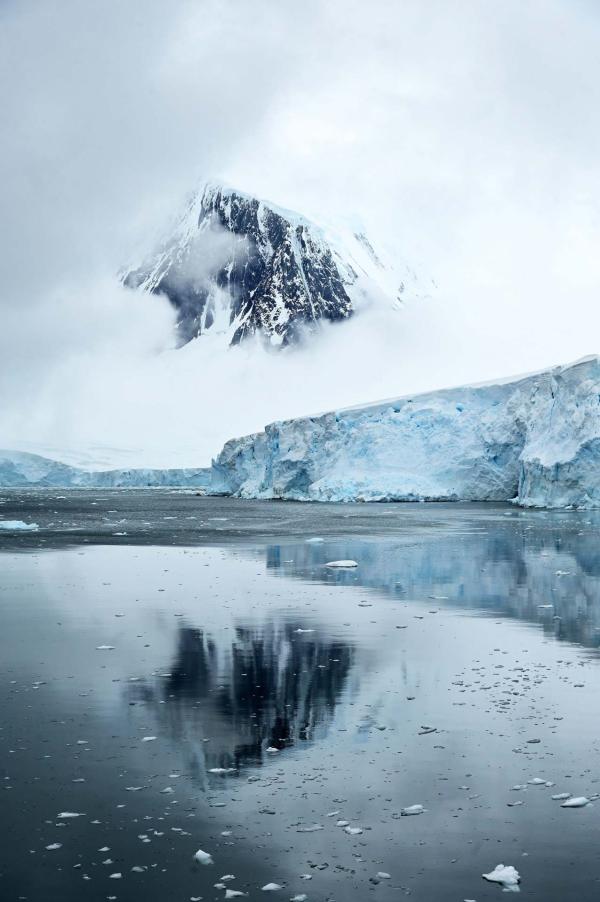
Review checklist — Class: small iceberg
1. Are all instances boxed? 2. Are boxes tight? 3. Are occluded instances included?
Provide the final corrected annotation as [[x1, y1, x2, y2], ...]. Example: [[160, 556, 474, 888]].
[[325, 560, 358, 568], [0, 520, 39, 530], [482, 864, 520, 891], [400, 804, 425, 816], [561, 796, 591, 808], [261, 883, 283, 891], [193, 849, 214, 865]]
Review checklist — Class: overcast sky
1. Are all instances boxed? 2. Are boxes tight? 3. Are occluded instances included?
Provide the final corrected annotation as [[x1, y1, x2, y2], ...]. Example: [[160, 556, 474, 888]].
[[1, 0, 599, 466]]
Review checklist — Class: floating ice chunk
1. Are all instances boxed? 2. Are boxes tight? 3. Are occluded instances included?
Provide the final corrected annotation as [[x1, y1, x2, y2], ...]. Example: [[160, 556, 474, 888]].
[[290, 896, 307, 902], [482, 864, 520, 890], [376, 872, 391, 879], [209, 767, 237, 775], [220, 875, 235, 881], [225, 891, 246, 899], [400, 805, 425, 816], [266, 746, 279, 753], [96, 645, 115, 651], [294, 629, 315, 634], [57, 812, 85, 818], [296, 825, 323, 833], [325, 560, 358, 568], [0, 520, 39, 530], [336, 820, 349, 827], [141, 736, 156, 742], [109, 873, 122, 879], [305, 537, 324, 543], [262, 883, 283, 891], [552, 793, 571, 801], [344, 826, 363, 835], [527, 778, 546, 785], [46, 843, 62, 850], [561, 797, 591, 808], [194, 849, 214, 865], [160, 786, 175, 793]]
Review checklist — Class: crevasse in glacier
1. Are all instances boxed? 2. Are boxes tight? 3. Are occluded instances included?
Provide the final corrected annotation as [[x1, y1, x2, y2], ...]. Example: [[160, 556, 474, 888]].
[[209, 356, 600, 509]]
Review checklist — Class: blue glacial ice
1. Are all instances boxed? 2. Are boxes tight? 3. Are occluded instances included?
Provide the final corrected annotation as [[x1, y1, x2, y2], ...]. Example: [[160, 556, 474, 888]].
[[0, 450, 212, 489], [209, 356, 600, 509]]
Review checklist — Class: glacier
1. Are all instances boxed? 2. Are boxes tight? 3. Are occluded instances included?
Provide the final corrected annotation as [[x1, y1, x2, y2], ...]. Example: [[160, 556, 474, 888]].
[[0, 450, 211, 489], [209, 356, 600, 509]]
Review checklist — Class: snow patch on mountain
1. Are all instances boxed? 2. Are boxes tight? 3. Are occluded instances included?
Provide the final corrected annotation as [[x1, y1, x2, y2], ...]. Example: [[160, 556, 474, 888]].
[[209, 356, 600, 509]]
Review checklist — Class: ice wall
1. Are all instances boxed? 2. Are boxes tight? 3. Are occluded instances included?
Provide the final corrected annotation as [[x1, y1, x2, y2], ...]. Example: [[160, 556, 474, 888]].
[[210, 356, 600, 508], [0, 450, 212, 489]]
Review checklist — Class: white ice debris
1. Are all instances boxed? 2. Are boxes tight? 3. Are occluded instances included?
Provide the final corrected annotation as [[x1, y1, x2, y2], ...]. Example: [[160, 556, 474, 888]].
[[344, 826, 363, 835], [400, 805, 425, 816], [96, 645, 115, 651], [209, 767, 237, 775], [209, 356, 600, 509], [261, 883, 283, 891], [141, 736, 157, 742], [225, 891, 246, 899], [482, 864, 520, 891], [57, 812, 85, 818], [45, 843, 62, 850], [552, 793, 571, 800], [561, 796, 591, 808], [194, 849, 214, 865], [325, 560, 358, 568], [0, 519, 39, 530]]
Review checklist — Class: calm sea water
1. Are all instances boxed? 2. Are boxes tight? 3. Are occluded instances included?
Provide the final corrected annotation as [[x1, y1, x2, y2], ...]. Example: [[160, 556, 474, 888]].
[[1, 491, 600, 901]]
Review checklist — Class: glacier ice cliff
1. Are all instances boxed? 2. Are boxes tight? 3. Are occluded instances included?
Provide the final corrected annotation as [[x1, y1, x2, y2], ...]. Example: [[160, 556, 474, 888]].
[[209, 356, 600, 509], [0, 451, 211, 489]]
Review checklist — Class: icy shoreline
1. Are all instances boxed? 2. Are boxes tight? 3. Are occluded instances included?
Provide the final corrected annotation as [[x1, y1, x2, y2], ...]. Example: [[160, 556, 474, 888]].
[[209, 356, 600, 509]]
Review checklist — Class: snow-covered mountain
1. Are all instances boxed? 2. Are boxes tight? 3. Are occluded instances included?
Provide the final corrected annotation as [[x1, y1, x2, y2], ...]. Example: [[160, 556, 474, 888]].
[[124, 183, 427, 347], [208, 356, 600, 509], [0, 450, 211, 488]]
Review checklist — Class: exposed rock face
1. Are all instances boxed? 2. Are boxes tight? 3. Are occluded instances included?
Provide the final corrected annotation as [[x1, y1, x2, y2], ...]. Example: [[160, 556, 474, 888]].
[[124, 185, 364, 346], [208, 356, 600, 509]]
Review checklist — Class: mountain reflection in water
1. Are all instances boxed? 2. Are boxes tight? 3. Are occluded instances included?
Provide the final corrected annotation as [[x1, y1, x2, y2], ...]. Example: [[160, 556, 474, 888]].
[[128, 621, 354, 780]]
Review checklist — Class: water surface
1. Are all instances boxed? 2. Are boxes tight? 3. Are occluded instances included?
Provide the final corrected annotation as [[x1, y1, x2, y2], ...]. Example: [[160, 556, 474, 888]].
[[1, 491, 600, 901]]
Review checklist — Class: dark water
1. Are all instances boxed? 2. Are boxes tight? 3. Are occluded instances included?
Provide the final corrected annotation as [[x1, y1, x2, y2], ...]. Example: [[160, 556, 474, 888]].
[[2, 491, 600, 901]]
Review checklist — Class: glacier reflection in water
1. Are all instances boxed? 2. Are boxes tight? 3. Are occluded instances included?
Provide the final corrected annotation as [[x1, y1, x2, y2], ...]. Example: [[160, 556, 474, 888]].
[[264, 514, 600, 649]]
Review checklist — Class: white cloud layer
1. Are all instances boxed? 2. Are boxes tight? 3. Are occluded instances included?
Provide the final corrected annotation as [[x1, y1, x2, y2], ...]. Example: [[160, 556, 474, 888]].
[[1, 0, 600, 466]]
